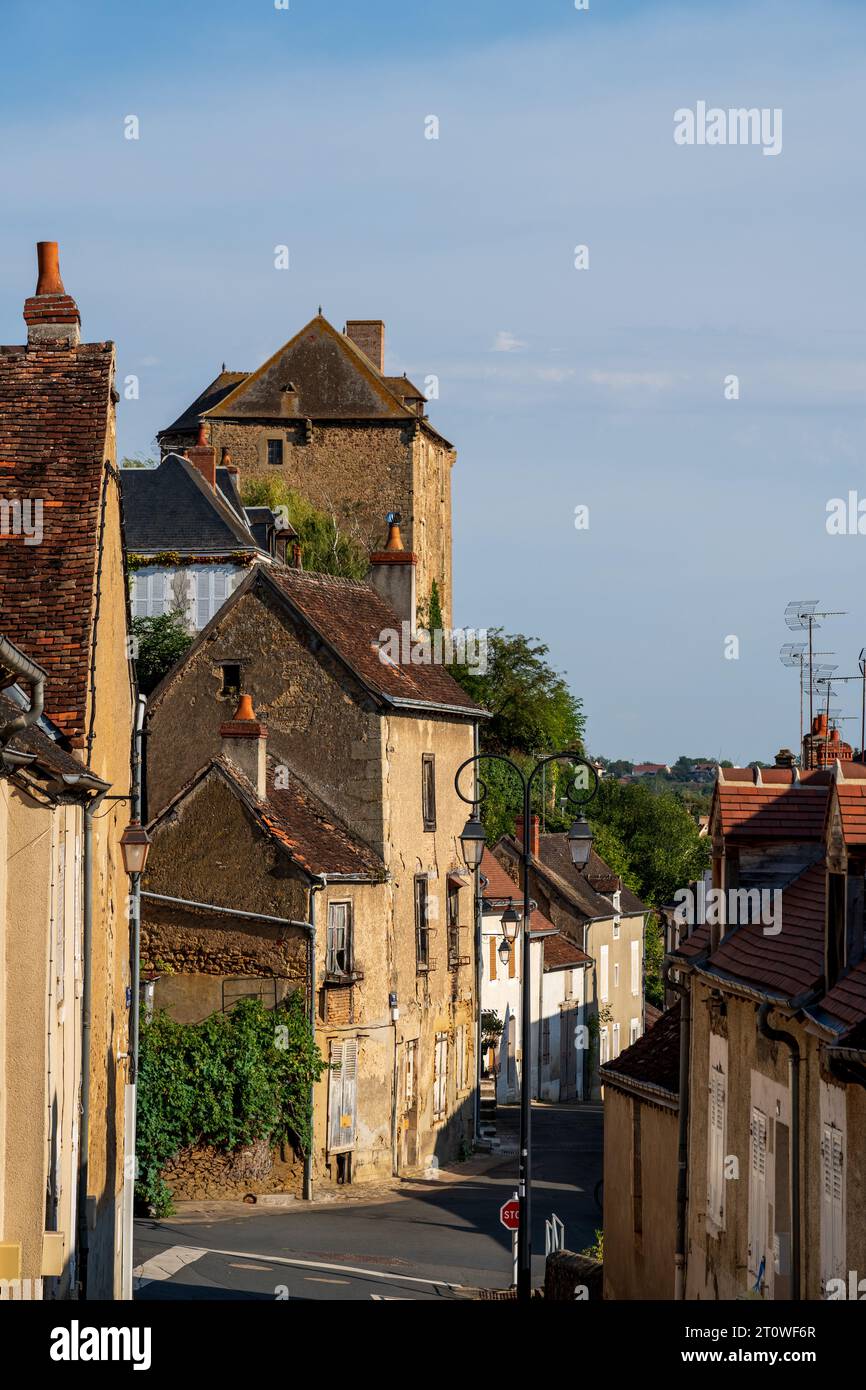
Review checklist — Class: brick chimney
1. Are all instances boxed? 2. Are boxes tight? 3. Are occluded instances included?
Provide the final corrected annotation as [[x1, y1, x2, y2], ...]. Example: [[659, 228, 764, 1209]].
[[345, 320, 385, 373], [23, 242, 81, 347], [515, 814, 540, 859], [774, 748, 796, 768], [220, 693, 267, 798], [368, 513, 416, 633], [186, 422, 217, 489]]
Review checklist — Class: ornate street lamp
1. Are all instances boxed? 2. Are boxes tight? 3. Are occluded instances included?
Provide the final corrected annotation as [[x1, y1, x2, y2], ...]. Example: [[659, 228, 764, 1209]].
[[119, 819, 151, 877], [499, 902, 521, 964], [455, 750, 598, 1302]]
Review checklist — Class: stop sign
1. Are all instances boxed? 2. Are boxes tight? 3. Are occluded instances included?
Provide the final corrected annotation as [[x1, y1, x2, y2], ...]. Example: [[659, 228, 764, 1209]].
[[500, 1197, 520, 1231]]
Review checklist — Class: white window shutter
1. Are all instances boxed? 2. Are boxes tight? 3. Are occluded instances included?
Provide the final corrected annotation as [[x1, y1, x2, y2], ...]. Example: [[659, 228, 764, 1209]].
[[748, 1107, 768, 1281], [630, 939, 640, 996], [707, 1064, 726, 1227], [821, 1122, 845, 1292], [600, 944, 609, 1003], [328, 1039, 358, 1152]]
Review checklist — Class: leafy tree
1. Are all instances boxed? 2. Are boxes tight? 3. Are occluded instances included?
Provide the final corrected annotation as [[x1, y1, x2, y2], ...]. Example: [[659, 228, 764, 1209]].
[[132, 610, 194, 695], [451, 629, 584, 757], [240, 477, 367, 579], [586, 779, 710, 909], [644, 913, 665, 1009], [602, 759, 634, 778]]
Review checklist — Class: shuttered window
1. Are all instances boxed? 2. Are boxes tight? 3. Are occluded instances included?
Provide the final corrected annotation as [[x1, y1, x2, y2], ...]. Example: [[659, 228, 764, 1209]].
[[600, 1027, 609, 1065], [599, 944, 609, 1002], [489, 935, 498, 981], [415, 876, 430, 970], [707, 1061, 727, 1229], [629, 1017, 639, 1045], [132, 568, 167, 619], [612, 1022, 620, 1058], [196, 567, 231, 629], [455, 1025, 467, 1093], [328, 1039, 358, 1152], [821, 1122, 845, 1293], [433, 1032, 448, 1119], [630, 939, 640, 996], [748, 1106, 769, 1282]]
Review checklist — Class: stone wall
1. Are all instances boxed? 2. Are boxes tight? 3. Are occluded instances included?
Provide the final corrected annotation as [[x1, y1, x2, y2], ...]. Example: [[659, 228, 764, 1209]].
[[544, 1250, 604, 1301], [161, 1138, 302, 1202]]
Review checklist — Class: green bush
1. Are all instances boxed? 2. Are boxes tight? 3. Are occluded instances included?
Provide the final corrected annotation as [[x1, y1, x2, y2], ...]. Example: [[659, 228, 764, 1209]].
[[136, 993, 325, 1217], [240, 477, 368, 579], [131, 610, 194, 695]]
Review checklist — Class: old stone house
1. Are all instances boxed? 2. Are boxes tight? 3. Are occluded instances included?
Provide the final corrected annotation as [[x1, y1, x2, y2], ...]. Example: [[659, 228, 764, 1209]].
[[612, 760, 866, 1301], [494, 819, 647, 1099], [121, 441, 293, 631], [143, 526, 483, 1185], [157, 314, 454, 625], [0, 245, 135, 1298]]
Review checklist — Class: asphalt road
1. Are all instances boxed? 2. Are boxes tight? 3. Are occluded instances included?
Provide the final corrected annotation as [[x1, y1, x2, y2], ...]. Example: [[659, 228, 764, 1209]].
[[133, 1102, 603, 1301]]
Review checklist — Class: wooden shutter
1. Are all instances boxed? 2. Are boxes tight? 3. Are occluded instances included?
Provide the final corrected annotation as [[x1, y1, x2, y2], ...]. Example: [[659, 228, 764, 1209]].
[[508, 935, 516, 978], [328, 1039, 358, 1152], [433, 1032, 448, 1118], [748, 1107, 769, 1281], [489, 936, 497, 982], [821, 1123, 845, 1291], [707, 1064, 726, 1226], [630, 939, 640, 996]]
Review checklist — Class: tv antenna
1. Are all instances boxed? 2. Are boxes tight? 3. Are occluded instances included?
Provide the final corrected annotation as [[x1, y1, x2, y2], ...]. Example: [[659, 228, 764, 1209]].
[[780, 643, 833, 750], [784, 601, 846, 731]]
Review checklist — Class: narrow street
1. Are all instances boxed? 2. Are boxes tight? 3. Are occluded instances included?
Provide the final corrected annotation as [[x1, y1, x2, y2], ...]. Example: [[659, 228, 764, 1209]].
[[133, 1104, 602, 1301]]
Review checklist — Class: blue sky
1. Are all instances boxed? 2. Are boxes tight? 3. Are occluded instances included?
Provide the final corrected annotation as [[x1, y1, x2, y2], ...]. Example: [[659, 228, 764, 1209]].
[[2, 0, 866, 763]]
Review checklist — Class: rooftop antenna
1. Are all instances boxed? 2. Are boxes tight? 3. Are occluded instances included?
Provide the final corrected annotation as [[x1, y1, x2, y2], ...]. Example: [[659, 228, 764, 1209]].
[[784, 601, 846, 732], [779, 643, 832, 752]]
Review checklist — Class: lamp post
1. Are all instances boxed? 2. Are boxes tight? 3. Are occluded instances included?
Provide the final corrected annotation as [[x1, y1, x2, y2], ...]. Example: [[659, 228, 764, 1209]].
[[456, 751, 598, 1302]]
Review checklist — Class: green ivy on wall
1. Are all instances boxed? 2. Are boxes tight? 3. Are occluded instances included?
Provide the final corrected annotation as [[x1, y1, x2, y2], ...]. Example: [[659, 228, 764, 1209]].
[[136, 993, 326, 1217]]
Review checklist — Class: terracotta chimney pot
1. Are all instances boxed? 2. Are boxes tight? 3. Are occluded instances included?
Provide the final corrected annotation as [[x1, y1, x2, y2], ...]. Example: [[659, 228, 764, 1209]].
[[35, 241, 66, 296], [233, 693, 255, 722]]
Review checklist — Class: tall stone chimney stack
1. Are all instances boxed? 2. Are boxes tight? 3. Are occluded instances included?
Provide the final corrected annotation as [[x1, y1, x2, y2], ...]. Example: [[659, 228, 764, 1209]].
[[345, 320, 385, 373], [23, 242, 81, 347], [368, 513, 417, 634]]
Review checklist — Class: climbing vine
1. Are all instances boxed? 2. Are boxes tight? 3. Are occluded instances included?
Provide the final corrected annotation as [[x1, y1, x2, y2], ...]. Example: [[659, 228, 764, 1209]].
[[136, 993, 325, 1217]]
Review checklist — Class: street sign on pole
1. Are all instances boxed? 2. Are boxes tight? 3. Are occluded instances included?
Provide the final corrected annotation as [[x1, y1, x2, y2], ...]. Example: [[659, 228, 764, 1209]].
[[500, 1195, 520, 1231]]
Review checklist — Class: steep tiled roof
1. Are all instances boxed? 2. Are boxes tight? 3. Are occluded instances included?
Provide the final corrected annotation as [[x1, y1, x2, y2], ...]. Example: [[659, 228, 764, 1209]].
[[480, 847, 555, 933], [539, 837, 646, 915], [262, 567, 482, 715], [0, 339, 115, 744], [121, 453, 264, 556], [0, 690, 87, 778], [817, 959, 866, 1032], [542, 932, 591, 971], [160, 370, 248, 436], [645, 1001, 662, 1029], [496, 834, 646, 920], [152, 754, 384, 880], [682, 864, 826, 1001], [714, 773, 829, 841], [833, 781, 866, 846], [602, 1001, 680, 1102]]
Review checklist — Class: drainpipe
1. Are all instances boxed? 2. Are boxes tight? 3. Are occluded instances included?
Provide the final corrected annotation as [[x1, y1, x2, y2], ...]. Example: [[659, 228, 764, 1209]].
[[664, 958, 694, 1300], [757, 1004, 800, 1300], [0, 636, 45, 741], [306, 876, 325, 1202]]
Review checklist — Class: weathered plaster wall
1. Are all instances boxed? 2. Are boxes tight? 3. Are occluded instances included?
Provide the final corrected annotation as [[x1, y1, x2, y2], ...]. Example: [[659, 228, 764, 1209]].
[[603, 1088, 677, 1300]]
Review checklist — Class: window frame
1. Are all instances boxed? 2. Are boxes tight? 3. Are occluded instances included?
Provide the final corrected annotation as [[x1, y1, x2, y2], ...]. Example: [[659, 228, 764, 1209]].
[[421, 753, 437, 832], [414, 875, 431, 971], [326, 900, 353, 978], [266, 437, 285, 467]]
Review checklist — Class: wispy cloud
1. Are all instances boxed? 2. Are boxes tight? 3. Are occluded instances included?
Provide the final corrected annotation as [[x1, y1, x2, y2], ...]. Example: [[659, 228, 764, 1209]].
[[491, 329, 526, 353]]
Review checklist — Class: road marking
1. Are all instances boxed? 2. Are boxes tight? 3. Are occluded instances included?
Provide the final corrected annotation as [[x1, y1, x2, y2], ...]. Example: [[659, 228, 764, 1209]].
[[133, 1245, 208, 1289], [202, 1245, 465, 1291], [305, 1276, 352, 1285]]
